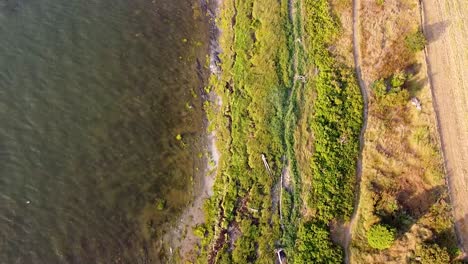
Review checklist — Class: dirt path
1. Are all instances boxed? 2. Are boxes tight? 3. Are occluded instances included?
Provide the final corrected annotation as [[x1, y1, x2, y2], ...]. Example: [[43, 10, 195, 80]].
[[343, 0, 369, 262], [420, 0, 468, 256]]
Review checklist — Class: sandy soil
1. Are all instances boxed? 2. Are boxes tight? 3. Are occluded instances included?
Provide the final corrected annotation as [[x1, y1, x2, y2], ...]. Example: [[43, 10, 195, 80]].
[[421, 0, 468, 255]]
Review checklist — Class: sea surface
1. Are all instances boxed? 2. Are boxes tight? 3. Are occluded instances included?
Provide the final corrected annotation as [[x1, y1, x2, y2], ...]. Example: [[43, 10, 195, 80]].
[[0, 0, 210, 263]]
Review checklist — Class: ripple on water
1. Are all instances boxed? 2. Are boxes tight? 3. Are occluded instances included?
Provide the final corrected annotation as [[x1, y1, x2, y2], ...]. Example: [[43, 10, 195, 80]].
[[0, 0, 210, 262]]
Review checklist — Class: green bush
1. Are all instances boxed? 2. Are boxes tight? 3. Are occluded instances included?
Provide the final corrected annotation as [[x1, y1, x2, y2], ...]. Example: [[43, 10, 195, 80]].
[[367, 224, 396, 250], [296, 222, 343, 263], [390, 71, 407, 89], [372, 80, 387, 98], [414, 243, 450, 264], [405, 30, 427, 52], [371, 77, 410, 113]]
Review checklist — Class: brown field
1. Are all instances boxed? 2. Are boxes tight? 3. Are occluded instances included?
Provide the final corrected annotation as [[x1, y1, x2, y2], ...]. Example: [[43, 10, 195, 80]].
[[422, 0, 468, 256]]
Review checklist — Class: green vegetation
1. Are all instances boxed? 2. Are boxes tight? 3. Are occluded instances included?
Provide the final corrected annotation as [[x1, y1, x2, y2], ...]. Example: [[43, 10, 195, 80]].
[[390, 71, 408, 89], [296, 222, 343, 263], [405, 30, 427, 52], [197, 0, 291, 262], [184, 0, 363, 261], [414, 243, 451, 264], [371, 76, 410, 113], [292, 0, 363, 262], [197, 0, 363, 262], [302, 0, 363, 221], [193, 224, 207, 238], [367, 224, 396, 250]]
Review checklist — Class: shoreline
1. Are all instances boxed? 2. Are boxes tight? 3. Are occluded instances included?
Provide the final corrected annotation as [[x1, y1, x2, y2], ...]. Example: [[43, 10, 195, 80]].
[[162, 0, 222, 261], [162, 132, 218, 261]]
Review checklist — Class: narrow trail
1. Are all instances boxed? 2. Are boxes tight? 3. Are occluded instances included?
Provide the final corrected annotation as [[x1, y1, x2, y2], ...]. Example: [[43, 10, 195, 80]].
[[344, 0, 369, 262], [283, 0, 302, 191], [288, 0, 300, 77]]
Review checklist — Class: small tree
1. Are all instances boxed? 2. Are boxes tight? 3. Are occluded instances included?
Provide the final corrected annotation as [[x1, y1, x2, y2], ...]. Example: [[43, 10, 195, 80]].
[[405, 30, 427, 52], [367, 224, 396, 250]]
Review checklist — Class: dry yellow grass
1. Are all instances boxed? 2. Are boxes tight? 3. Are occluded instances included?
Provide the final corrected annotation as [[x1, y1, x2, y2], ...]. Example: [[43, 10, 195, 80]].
[[350, 0, 458, 262], [360, 0, 419, 81], [350, 54, 455, 263], [330, 0, 354, 67]]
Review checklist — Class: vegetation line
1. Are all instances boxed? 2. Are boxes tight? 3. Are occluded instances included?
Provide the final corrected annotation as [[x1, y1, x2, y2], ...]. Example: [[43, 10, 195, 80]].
[[344, 0, 369, 262]]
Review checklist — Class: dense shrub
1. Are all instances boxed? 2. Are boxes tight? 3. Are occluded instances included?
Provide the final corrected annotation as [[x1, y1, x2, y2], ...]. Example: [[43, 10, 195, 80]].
[[367, 224, 396, 250], [296, 222, 343, 263], [292, 0, 363, 261], [372, 79, 387, 98], [371, 77, 410, 114], [390, 71, 407, 89], [405, 30, 427, 52], [414, 243, 450, 264]]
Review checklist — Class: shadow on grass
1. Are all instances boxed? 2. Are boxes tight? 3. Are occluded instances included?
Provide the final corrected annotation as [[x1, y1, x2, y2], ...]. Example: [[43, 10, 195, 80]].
[[377, 186, 466, 260], [378, 185, 445, 237], [405, 63, 428, 96]]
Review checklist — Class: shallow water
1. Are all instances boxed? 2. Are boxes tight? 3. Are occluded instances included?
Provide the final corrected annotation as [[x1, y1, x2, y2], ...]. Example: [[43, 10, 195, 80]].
[[0, 0, 209, 263]]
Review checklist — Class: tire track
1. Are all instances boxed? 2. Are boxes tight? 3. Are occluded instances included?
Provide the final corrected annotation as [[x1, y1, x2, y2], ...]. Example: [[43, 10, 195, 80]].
[[420, 0, 468, 257]]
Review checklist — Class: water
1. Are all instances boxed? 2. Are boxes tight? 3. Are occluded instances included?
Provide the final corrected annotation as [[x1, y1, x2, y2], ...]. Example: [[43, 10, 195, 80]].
[[0, 0, 210, 263]]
